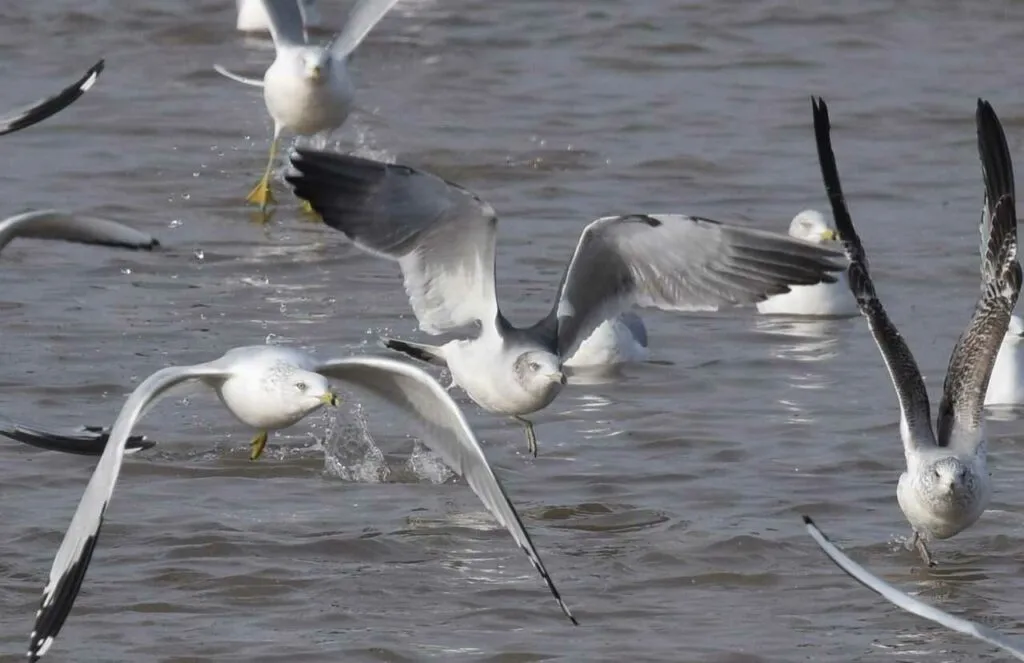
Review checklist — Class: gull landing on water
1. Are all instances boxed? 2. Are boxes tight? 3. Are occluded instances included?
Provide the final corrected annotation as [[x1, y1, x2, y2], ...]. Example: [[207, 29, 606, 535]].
[[286, 149, 844, 457], [215, 0, 399, 216], [756, 210, 857, 317], [812, 96, 1020, 566], [27, 346, 576, 661], [804, 516, 1024, 661], [0, 60, 103, 137]]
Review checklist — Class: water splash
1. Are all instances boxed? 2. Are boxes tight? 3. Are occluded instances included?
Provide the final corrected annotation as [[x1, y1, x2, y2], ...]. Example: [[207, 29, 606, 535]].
[[322, 400, 389, 483]]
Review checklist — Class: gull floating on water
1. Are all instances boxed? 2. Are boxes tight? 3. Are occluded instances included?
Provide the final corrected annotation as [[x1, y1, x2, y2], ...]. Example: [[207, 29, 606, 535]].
[[27, 346, 576, 661], [756, 210, 857, 317], [235, 0, 324, 33], [804, 516, 1024, 661], [215, 0, 399, 214], [286, 149, 843, 456], [0, 60, 103, 137], [812, 96, 1020, 566], [985, 313, 1024, 406], [0, 211, 158, 455]]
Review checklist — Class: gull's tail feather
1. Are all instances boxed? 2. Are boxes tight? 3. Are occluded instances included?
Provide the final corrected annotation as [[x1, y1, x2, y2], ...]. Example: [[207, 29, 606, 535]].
[[0, 418, 153, 456], [212, 65, 265, 88], [379, 337, 446, 366]]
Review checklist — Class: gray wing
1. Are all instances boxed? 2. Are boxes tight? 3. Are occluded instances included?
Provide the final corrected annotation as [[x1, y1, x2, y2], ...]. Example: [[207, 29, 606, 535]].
[[812, 97, 936, 451], [329, 0, 399, 59], [0, 210, 158, 252], [544, 213, 843, 359], [262, 0, 308, 47], [936, 100, 1022, 451], [288, 149, 500, 334], [619, 312, 648, 348], [0, 416, 152, 455], [0, 60, 103, 137], [28, 363, 228, 662], [314, 355, 577, 625], [804, 516, 1024, 661]]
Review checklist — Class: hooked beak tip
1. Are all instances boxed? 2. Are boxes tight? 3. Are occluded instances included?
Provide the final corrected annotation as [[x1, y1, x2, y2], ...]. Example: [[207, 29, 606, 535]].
[[821, 229, 839, 242], [548, 372, 567, 385], [321, 392, 339, 407]]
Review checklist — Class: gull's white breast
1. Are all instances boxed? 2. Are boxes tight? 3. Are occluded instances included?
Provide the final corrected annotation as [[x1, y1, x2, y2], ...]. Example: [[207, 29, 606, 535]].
[[264, 51, 354, 135]]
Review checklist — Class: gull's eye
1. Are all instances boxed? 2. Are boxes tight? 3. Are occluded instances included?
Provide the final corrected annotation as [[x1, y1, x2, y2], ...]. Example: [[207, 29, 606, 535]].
[[529, 361, 540, 371], [295, 381, 308, 392]]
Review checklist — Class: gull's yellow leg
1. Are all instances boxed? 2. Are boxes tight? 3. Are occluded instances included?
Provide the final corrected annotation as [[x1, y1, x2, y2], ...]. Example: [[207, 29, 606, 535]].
[[513, 415, 538, 457], [249, 430, 270, 461], [246, 128, 279, 211]]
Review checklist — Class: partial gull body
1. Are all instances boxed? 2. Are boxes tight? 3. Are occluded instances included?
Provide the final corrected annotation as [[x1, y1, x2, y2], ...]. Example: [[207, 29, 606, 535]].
[[0, 60, 103, 137], [236, 0, 324, 33], [812, 97, 1020, 565], [287, 149, 843, 456], [563, 311, 650, 369], [756, 210, 856, 317], [27, 346, 576, 661], [985, 313, 1024, 406], [804, 516, 1024, 661], [216, 0, 399, 213], [0, 210, 159, 455]]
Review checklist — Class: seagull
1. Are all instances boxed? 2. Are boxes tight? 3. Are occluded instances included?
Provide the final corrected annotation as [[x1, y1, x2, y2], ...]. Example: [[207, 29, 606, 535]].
[[27, 346, 576, 661], [756, 210, 857, 317], [215, 0, 399, 214], [811, 96, 1020, 566], [235, 0, 324, 33], [0, 60, 103, 137], [562, 311, 650, 369], [985, 313, 1024, 406], [286, 149, 844, 456], [804, 516, 1024, 661], [0, 210, 159, 455]]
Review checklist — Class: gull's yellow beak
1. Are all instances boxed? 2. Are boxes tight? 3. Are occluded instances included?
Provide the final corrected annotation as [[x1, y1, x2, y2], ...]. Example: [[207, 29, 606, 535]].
[[320, 391, 339, 407], [820, 229, 839, 242], [547, 371, 567, 385], [309, 65, 323, 82]]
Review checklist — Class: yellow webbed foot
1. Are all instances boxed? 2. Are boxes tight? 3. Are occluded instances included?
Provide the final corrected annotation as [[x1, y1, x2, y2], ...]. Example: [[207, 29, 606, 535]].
[[249, 430, 269, 461], [299, 199, 321, 221], [246, 178, 276, 210]]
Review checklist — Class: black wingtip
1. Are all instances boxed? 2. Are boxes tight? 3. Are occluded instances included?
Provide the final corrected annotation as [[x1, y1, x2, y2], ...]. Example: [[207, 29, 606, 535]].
[[802, 514, 814, 526]]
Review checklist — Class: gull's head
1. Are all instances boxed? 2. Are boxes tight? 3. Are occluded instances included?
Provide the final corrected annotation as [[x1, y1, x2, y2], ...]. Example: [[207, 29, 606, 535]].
[[301, 49, 332, 84], [788, 210, 838, 244], [513, 350, 565, 395], [222, 359, 338, 430], [923, 456, 973, 500]]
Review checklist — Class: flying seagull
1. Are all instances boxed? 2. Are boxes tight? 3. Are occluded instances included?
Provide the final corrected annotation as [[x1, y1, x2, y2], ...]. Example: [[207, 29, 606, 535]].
[[0, 210, 159, 454], [215, 0, 399, 214], [0, 60, 104, 137], [811, 96, 1020, 566], [804, 515, 1024, 661], [286, 148, 844, 456], [27, 346, 576, 661]]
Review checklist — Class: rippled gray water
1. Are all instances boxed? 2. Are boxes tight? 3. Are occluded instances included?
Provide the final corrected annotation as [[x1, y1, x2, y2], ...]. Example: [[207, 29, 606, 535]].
[[2, 1, 1024, 661]]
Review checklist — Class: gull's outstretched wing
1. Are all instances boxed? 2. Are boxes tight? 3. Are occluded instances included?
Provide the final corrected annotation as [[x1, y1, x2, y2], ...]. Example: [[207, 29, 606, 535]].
[[288, 149, 500, 335], [542, 213, 843, 359], [28, 363, 230, 662], [212, 64, 265, 88], [812, 96, 936, 452], [329, 0, 399, 59], [937, 100, 1021, 451], [0, 210, 158, 251], [0, 417, 152, 455], [262, 0, 308, 48], [314, 355, 577, 625], [804, 516, 1024, 661], [0, 60, 103, 137]]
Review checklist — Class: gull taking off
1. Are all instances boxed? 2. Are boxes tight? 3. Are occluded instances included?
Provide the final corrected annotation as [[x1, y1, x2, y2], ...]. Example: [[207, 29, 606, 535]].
[[0, 211, 158, 455], [804, 516, 1024, 661], [215, 0, 399, 214], [287, 149, 843, 456], [756, 209, 856, 316], [0, 60, 103, 137], [27, 346, 576, 661], [812, 96, 1020, 566]]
